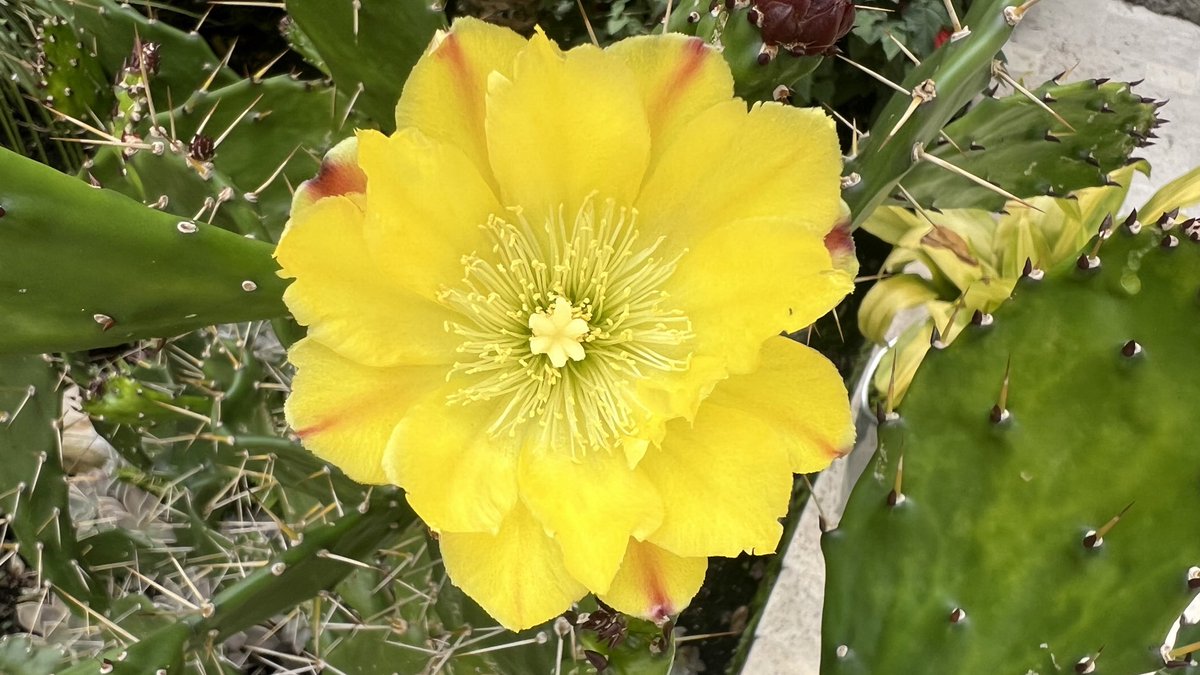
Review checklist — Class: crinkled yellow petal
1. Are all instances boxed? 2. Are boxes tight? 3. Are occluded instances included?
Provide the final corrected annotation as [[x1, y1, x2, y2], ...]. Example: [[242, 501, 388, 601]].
[[286, 338, 444, 484], [640, 401, 793, 557], [605, 34, 733, 163], [356, 128, 502, 299], [275, 195, 459, 368], [669, 218, 854, 376], [440, 502, 586, 631], [383, 391, 518, 534], [635, 101, 842, 242], [394, 17, 526, 184], [633, 352, 727, 448], [518, 449, 663, 594], [485, 32, 651, 219], [599, 540, 707, 624], [707, 336, 853, 474], [636, 221, 850, 425]]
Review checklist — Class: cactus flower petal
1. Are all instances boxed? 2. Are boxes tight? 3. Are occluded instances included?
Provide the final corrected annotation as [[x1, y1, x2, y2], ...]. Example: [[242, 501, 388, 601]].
[[285, 339, 444, 484], [440, 503, 587, 631], [384, 387, 520, 534], [651, 218, 853, 423], [707, 336, 855, 473], [291, 136, 367, 216], [280, 18, 856, 631], [356, 128, 502, 299], [484, 31, 651, 219], [639, 397, 794, 558], [599, 541, 707, 624], [518, 448, 664, 594], [274, 195, 459, 368], [395, 17, 526, 183], [606, 33, 734, 158], [636, 101, 844, 241]]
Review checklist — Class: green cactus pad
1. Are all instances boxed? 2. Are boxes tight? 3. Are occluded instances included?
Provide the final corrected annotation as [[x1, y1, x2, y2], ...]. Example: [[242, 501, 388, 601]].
[[0, 147, 287, 355], [46, 0, 238, 104], [0, 354, 105, 608], [87, 75, 357, 241], [31, 12, 110, 121], [823, 221, 1200, 673], [903, 79, 1161, 210], [283, 0, 445, 131], [88, 147, 266, 238], [161, 75, 360, 237], [842, 0, 1017, 226], [0, 636, 68, 674]]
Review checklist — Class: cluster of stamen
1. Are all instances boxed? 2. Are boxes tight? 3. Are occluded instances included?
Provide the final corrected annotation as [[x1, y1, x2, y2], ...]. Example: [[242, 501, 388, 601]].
[[438, 196, 692, 455]]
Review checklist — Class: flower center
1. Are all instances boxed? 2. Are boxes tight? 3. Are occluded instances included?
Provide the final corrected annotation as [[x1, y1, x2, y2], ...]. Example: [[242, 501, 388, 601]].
[[439, 196, 693, 455], [528, 296, 590, 368]]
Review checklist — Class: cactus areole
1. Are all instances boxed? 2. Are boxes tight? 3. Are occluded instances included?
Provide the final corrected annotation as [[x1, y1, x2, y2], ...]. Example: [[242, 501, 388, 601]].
[[275, 18, 859, 632], [748, 0, 856, 56]]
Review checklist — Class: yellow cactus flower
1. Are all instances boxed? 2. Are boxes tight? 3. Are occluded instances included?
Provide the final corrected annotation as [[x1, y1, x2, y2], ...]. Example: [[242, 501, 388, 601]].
[[275, 18, 856, 631]]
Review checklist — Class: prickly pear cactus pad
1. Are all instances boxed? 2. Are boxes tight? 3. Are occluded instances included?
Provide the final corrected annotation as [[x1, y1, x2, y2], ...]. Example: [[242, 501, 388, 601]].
[[0, 148, 288, 355], [823, 216, 1200, 673], [902, 78, 1162, 211]]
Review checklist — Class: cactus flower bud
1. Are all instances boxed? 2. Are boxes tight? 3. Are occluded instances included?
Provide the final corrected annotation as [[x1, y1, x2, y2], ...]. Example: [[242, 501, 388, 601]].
[[748, 0, 855, 56]]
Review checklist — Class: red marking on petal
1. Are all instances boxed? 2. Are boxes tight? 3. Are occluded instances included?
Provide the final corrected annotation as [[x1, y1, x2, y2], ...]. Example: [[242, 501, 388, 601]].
[[642, 555, 674, 622], [436, 33, 482, 110], [824, 222, 853, 259], [296, 419, 334, 439], [669, 38, 709, 96], [649, 603, 672, 623], [437, 33, 470, 82], [648, 38, 711, 130], [302, 157, 366, 202], [792, 423, 844, 461], [823, 220, 857, 273], [429, 32, 487, 141]]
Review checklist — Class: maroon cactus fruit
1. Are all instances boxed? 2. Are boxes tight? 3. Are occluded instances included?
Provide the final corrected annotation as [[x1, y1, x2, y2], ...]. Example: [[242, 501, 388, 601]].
[[747, 0, 856, 57]]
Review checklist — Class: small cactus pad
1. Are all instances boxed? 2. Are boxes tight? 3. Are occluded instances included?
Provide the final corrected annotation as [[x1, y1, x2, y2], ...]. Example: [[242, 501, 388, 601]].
[[903, 78, 1161, 210], [283, 0, 445, 131], [842, 0, 1018, 225], [0, 354, 104, 608], [823, 218, 1200, 673]]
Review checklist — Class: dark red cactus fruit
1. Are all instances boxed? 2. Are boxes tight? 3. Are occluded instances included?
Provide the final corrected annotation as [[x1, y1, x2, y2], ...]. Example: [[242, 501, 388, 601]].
[[747, 0, 856, 57]]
